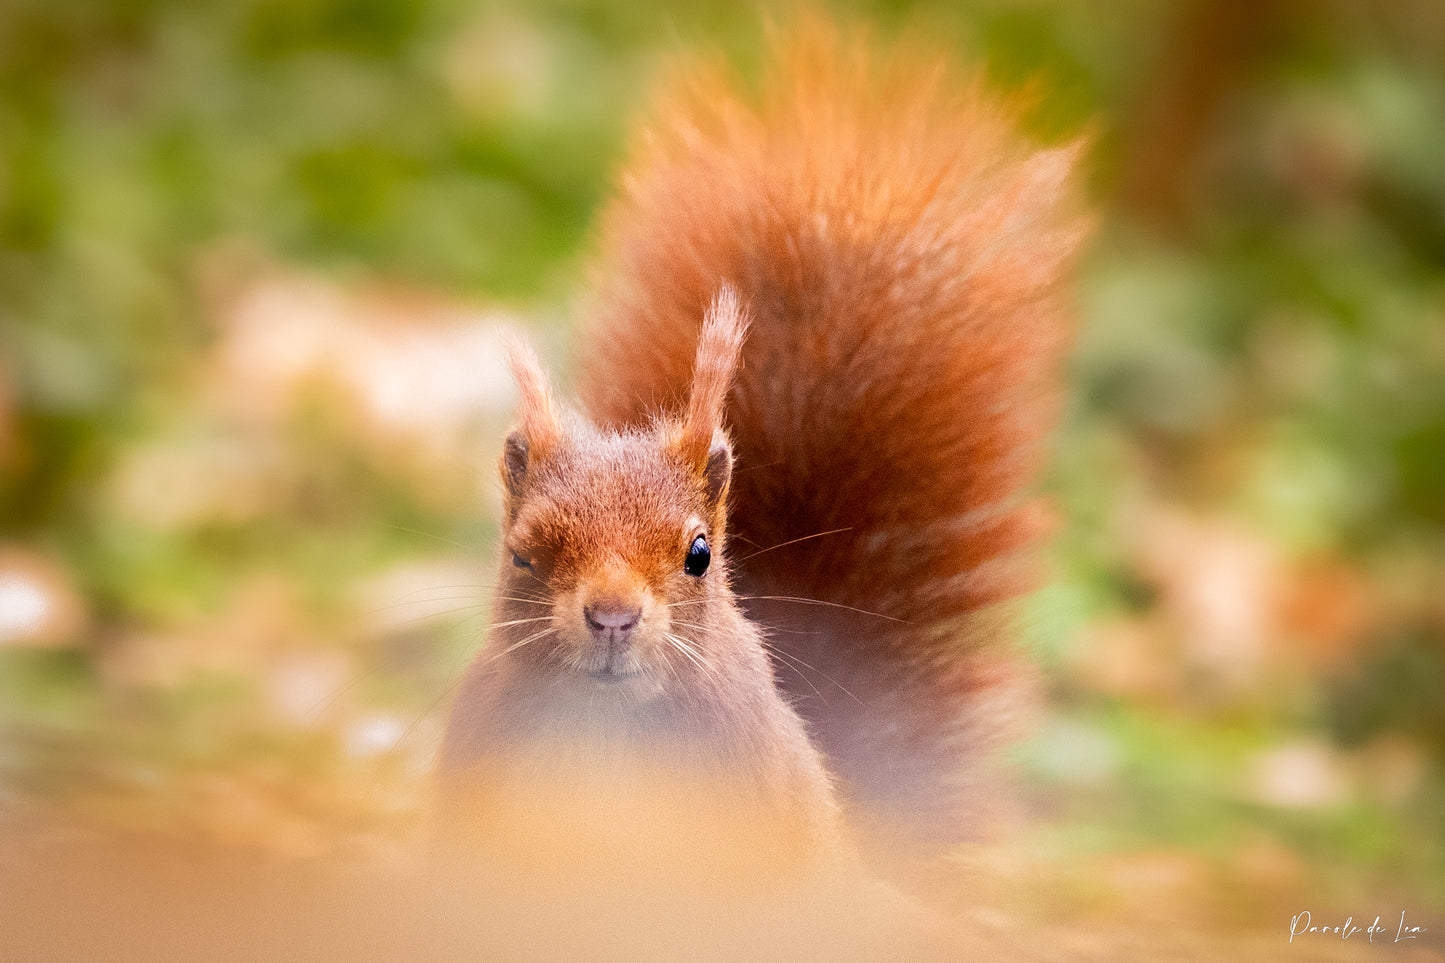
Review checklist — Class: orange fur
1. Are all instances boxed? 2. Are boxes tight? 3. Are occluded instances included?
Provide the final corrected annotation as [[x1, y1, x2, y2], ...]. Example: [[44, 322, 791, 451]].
[[673, 286, 749, 471], [576, 21, 1089, 850], [439, 20, 1088, 872], [505, 339, 562, 456], [440, 295, 845, 876]]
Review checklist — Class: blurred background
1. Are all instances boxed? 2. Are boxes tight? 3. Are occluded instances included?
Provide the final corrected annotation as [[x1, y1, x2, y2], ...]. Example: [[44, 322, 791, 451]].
[[0, 0, 1442, 946]]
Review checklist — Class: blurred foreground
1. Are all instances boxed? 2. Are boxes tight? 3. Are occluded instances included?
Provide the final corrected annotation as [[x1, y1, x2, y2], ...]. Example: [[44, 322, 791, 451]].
[[1, 0, 1443, 957]]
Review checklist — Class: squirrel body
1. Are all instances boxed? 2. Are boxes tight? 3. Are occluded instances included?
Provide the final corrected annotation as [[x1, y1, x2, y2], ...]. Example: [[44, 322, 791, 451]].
[[436, 307, 847, 875], [438, 22, 1086, 872]]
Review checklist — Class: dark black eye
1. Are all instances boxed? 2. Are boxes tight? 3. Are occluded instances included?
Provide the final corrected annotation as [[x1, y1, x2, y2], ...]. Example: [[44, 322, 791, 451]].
[[683, 535, 710, 577], [512, 553, 533, 571]]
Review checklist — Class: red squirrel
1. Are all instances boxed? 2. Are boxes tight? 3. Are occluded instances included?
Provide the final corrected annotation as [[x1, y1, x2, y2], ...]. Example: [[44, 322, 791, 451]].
[[436, 22, 1088, 875]]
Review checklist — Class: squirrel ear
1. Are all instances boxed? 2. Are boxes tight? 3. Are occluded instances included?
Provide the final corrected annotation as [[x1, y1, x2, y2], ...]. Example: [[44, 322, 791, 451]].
[[501, 430, 530, 505], [501, 339, 562, 512], [704, 431, 733, 508], [675, 285, 749, 472]]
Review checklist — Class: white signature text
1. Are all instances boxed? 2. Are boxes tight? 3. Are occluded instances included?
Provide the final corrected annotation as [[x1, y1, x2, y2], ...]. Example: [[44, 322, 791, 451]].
[[1290, 910, 1427, 945]]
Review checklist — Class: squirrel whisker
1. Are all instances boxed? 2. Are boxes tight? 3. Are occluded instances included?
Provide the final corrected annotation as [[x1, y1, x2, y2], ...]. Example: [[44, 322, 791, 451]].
[[757, 640, 826, 703], [662, 632, 721, 686], [665, 622, 719, 639], [375, 596, 491, 609], [489, 616, 559, 630], [364, 575, 558, 602], [491, 594, 551, 606], [732, 527, 854, 564], [396, 628, 557, 749], [381, 523, 474, 551], [356, 606, 494, 638], [756, 639, 866, 709], [730, 595, 910, 624], [497, 626, 558, 659]]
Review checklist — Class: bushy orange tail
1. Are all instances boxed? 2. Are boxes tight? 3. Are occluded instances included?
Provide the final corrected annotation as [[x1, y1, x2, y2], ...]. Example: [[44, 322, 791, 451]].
[[578, 21, 1089, 852]]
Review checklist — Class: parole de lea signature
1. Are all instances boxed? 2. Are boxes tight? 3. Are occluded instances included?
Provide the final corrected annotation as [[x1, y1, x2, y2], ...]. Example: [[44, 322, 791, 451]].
[[1290, 910, 1428, 944]]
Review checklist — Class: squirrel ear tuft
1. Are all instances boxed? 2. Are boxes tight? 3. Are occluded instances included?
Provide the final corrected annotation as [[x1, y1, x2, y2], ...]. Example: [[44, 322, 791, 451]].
[[675, 285, 749, 472], [501, 339, 561, 510]]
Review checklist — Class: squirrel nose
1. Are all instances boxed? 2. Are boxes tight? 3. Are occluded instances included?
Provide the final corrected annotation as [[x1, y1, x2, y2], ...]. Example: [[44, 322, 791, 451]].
[[583, 601, 641, 643]]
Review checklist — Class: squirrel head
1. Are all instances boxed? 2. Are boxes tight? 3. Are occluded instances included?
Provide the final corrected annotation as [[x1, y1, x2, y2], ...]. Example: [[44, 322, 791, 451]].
[[495, 288, 748, 691]]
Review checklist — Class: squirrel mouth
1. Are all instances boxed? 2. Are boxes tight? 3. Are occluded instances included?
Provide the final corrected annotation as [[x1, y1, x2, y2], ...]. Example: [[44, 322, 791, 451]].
[[588, 654, 643, 683]]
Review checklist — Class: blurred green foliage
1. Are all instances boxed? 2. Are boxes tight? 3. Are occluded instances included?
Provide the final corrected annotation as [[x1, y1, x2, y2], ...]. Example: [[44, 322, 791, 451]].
[[0, 0, 1442, 917]]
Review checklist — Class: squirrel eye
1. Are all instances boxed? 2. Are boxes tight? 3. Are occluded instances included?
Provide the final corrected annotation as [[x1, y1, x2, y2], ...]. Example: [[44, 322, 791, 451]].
[[512, 553, 533, 571], [683, 535, 710, 577]]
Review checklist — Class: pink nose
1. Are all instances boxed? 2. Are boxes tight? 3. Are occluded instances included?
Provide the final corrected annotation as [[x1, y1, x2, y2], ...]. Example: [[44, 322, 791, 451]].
[[584, 602, 641, 643]]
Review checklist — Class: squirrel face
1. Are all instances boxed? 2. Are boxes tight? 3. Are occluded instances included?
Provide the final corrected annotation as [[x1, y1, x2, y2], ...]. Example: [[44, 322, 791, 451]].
[[500, 425, 728, 691], [492, 288, 747, 700]]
